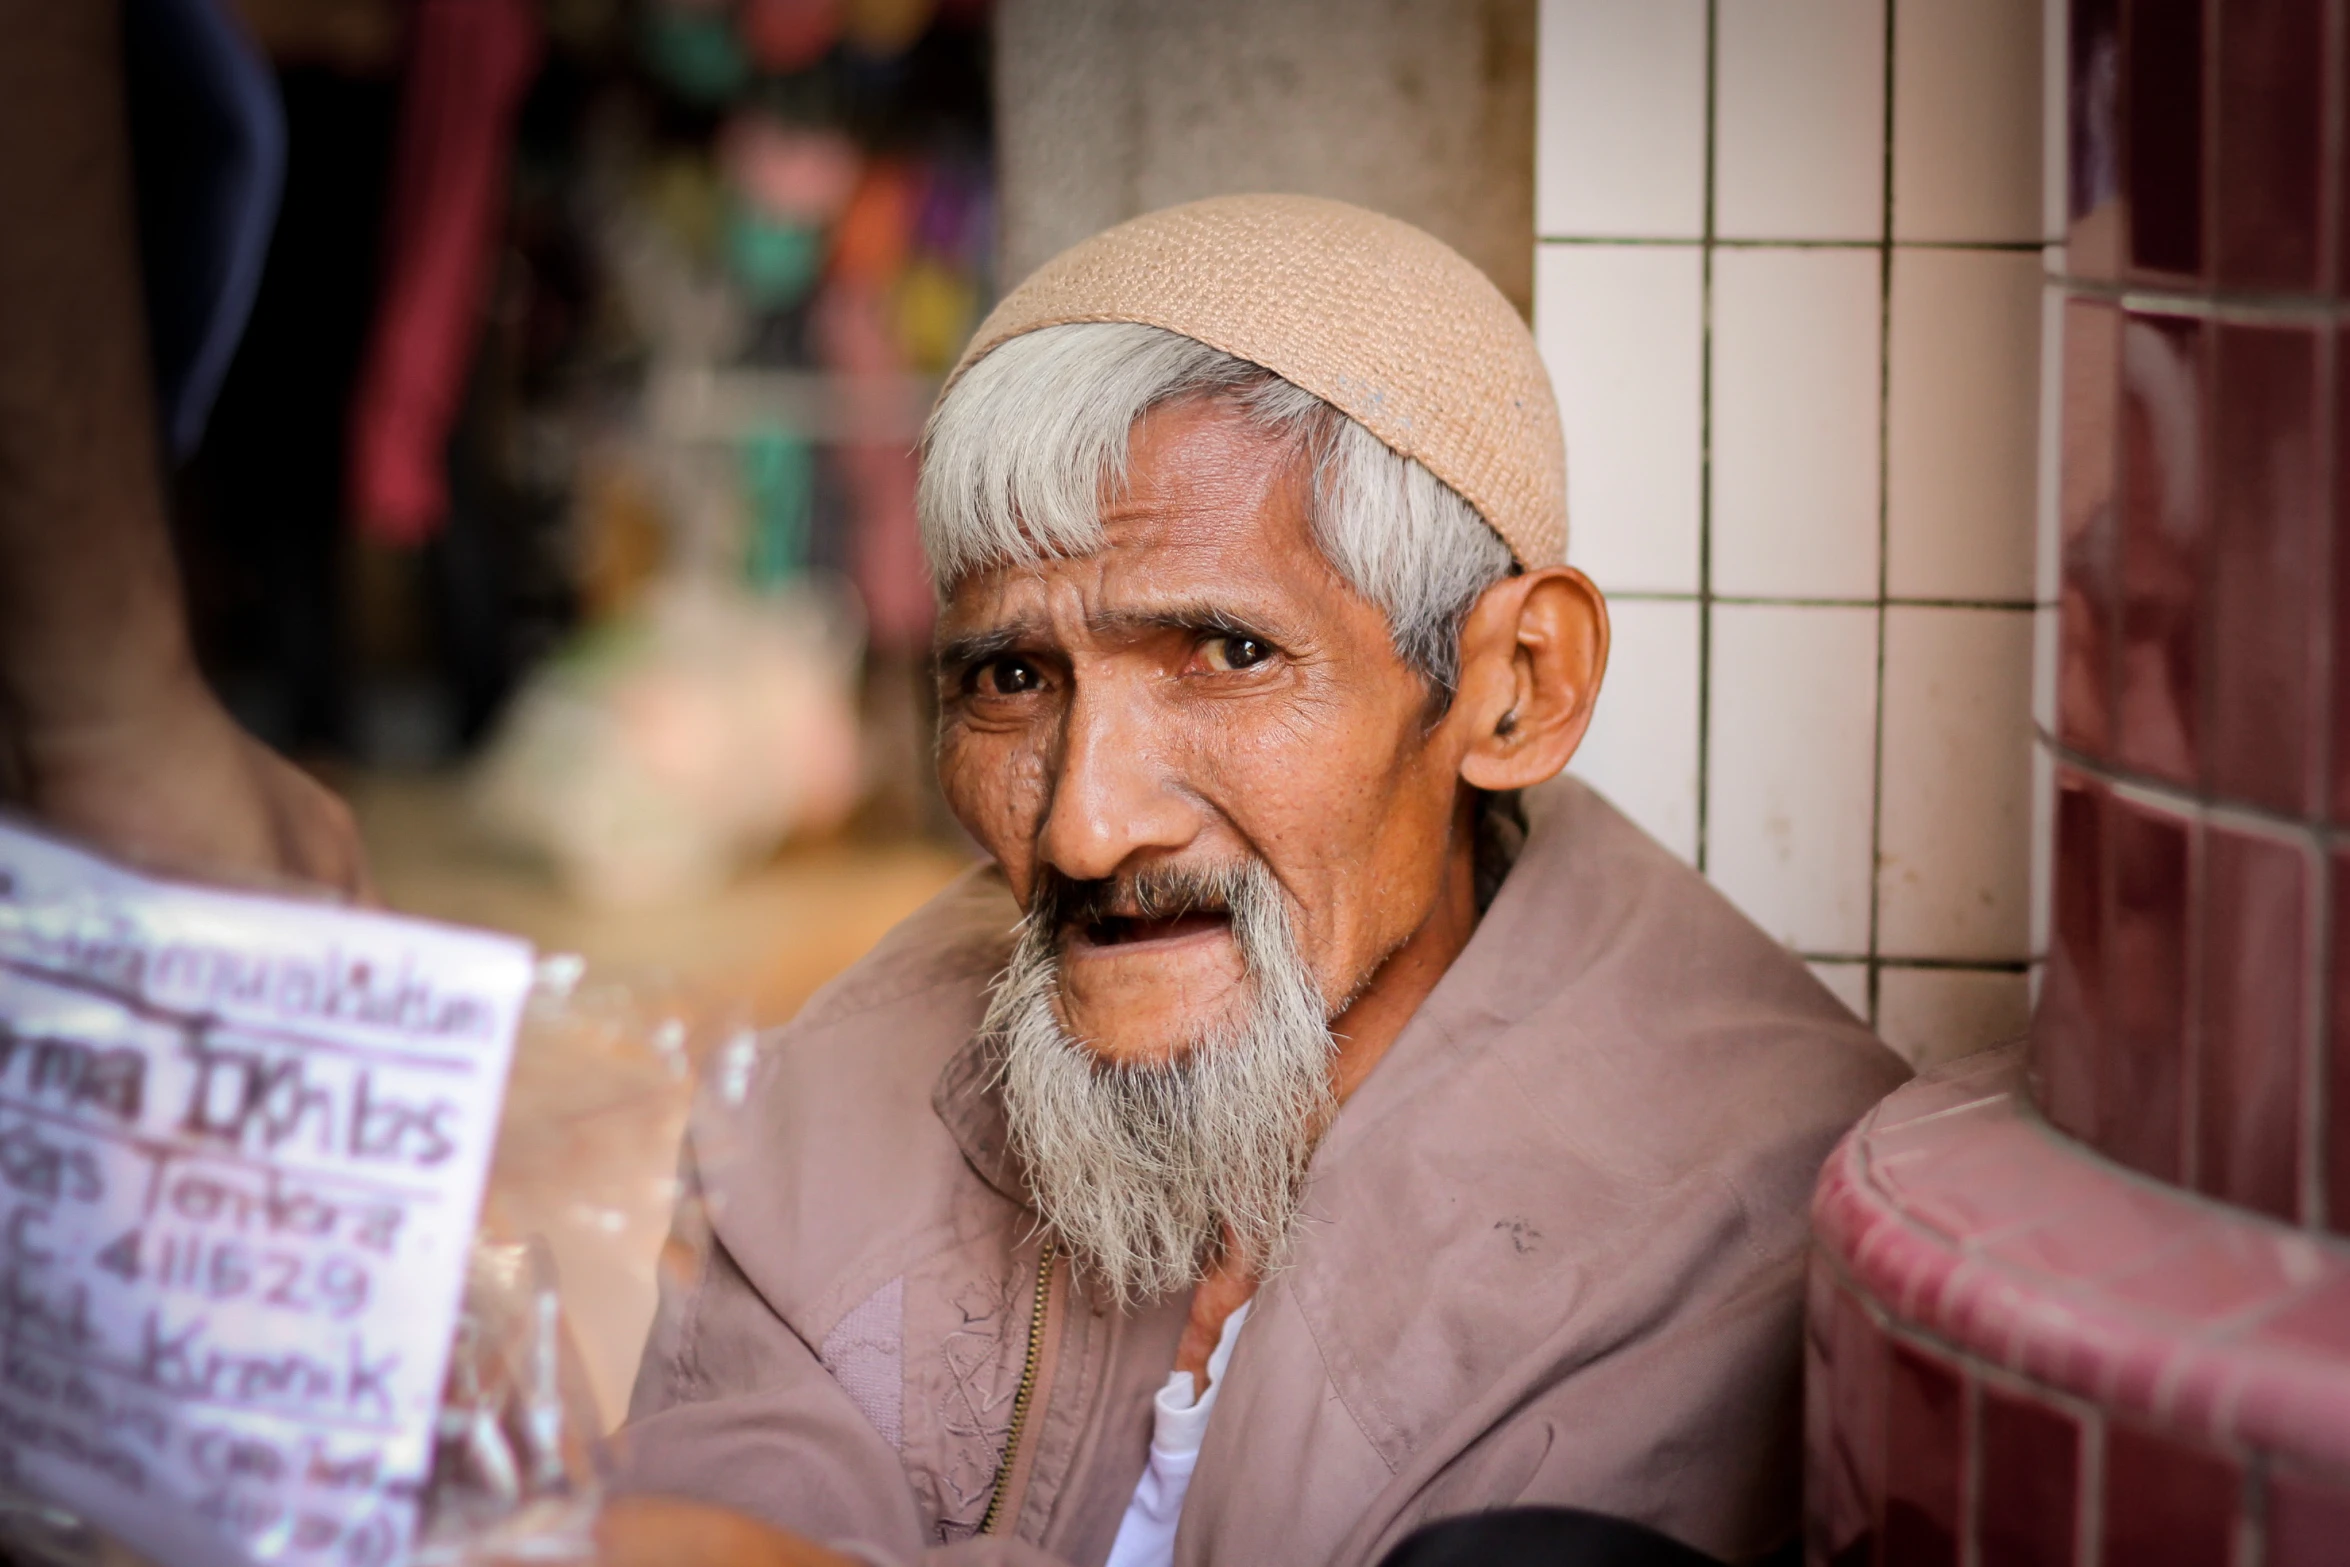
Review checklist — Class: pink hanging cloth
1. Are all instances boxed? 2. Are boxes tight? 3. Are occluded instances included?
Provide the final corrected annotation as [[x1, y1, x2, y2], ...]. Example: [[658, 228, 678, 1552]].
[[346, 0, 541, 546]]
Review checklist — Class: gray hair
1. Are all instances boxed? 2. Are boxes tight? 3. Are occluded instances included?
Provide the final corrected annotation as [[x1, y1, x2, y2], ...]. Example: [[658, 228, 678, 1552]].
[[917, 322, 1515, 696]]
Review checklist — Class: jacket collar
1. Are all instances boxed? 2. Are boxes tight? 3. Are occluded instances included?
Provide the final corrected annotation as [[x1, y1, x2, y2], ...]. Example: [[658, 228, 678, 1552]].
[[934, 1023, 1030, 1207]]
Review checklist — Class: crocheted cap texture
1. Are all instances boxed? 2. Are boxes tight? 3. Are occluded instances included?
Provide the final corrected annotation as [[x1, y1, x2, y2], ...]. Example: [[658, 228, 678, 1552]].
[[948, 193, 1568, 567]]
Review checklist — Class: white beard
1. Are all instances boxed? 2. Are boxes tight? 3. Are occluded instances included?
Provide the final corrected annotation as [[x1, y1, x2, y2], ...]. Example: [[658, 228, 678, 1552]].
[[987, 860, 1336, 1308]]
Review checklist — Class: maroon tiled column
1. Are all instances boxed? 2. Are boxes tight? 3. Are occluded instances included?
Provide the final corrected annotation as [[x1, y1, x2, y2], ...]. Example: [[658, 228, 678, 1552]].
[[1804, 3, 2350, 1563]]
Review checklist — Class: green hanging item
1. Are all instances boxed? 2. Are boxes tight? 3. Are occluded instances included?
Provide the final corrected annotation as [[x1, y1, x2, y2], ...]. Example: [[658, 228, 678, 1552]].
[[642, 8, 751, 105], [724, 198, 825, 310], [741, 424, 814, 590]]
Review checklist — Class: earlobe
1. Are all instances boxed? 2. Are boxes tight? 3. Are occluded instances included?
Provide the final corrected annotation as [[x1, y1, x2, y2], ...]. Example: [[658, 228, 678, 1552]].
[[1456, 567, 1609, 793]]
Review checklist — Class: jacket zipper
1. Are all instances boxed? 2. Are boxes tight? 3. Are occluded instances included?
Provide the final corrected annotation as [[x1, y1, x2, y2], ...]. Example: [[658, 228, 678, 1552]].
[[980, 1237, 1059, 1537]]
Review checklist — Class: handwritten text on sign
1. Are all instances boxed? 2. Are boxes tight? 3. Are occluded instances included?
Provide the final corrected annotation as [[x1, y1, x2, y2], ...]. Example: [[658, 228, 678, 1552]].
[[0, 822, 531, 1567]]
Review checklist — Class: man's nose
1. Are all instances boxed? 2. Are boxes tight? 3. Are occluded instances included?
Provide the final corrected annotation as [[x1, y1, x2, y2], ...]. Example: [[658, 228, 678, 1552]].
[[1036, 685, 1200, 884]]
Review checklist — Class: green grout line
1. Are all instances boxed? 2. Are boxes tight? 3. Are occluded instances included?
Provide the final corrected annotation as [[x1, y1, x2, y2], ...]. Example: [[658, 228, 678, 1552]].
[[1694, 0, 1719, 876], [2058, 275, 2350, 320], [1864, 0, 1897, 1031], [2043, 733, 2350, 845], [2305, 337, 2336, 1232], [1605, 592, 2041, 611], [2301, 0, 2346, 1228], [1537, 235, 2047, 252]]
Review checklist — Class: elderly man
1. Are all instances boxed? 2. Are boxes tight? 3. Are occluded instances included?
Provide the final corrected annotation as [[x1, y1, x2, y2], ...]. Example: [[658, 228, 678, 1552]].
[[615, 196, 1907, 1567]]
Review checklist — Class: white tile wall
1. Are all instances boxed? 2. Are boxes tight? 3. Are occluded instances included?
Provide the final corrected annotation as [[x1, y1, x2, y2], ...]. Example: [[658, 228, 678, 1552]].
[[1887, 249, 2042, 601], [1707, 604, 1881, 951], [1809, 960, 1873, 1023], [1570, 597, 1702, 862], [1537, 0, 1710, 239], [1876, 966, 2032, 1068], [1536, 0, 2044, 1035], [1714, 0, 1887, 241], [1877, 607, 2035, 959], [1538, 245, 1705, 595], [1892, 0, 2045, 243], [1711, 248, 1885, 599]]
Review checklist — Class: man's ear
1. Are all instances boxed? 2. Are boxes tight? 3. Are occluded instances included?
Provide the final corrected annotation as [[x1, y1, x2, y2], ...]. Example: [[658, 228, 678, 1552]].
[[1450, 566, 1609, 793]]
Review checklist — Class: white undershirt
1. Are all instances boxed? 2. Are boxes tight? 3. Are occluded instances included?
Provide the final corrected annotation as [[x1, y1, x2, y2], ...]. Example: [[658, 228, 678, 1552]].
[[1102, 1298, 1253, 1567]]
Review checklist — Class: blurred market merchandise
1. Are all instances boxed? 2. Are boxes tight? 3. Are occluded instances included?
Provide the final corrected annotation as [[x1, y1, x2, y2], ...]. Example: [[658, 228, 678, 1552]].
[[455, 0, 994, 897], [351, 768, 967, 1027], [185, 0, 993, 890], [471, 577, 866, 907]]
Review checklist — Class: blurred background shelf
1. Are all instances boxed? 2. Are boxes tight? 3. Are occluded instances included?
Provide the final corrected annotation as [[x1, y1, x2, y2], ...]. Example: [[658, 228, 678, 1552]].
[[351, 768, 970, 1028]]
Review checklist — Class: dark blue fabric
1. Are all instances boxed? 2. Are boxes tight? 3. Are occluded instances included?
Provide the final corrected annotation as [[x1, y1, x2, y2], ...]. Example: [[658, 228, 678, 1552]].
[[123, 0, 285, 458], [1375, 1508, 1744, 1567]]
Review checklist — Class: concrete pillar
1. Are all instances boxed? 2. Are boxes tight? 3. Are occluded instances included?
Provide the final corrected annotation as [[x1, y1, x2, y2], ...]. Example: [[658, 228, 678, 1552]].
[[993, 0, 1535, 315]]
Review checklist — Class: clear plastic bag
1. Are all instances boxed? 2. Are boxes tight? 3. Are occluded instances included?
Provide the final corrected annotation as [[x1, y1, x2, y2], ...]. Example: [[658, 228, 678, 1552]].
[[0, 953, 744, 1567], [479, 957, 744, 1438], [408, 1239, 601, 1565]]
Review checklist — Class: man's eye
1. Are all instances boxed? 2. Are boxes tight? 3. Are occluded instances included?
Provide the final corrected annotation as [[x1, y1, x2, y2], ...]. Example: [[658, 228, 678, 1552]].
[[1201, 634, 1273, 672], [979, 658, 1044, 695]]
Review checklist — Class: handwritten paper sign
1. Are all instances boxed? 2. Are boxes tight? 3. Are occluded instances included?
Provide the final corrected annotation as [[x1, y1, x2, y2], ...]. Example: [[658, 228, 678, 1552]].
[[0, 821, 533, 1567]]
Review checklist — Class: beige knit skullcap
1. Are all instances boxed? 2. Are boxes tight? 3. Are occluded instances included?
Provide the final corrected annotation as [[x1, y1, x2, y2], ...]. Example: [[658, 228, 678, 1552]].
[[947, 194, 1567, 568]]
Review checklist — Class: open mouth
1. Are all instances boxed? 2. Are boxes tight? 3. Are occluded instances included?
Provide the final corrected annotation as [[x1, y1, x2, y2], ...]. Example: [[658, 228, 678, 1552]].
[[1071, 909, 1233, 950]]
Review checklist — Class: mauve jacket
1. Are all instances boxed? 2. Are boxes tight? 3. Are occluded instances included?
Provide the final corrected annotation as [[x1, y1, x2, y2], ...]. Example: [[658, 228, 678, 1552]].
[[617, 778, 1909, 1566]]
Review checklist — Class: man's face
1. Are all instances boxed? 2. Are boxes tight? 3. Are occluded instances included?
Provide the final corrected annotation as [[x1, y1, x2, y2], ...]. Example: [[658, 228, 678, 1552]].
[[935, 399, 1470, 1066]]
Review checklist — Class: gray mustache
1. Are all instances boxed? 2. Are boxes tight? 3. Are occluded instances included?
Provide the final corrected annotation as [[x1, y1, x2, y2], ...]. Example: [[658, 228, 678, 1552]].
[[1030, 861, 1267, 932]]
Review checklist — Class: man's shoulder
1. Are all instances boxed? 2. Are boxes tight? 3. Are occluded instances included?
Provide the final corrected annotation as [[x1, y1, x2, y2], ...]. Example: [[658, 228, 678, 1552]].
[[1483, 775, 1911, 1224], [1274, 783, 1906, 1488], [684, 865, 1020, 1322]]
